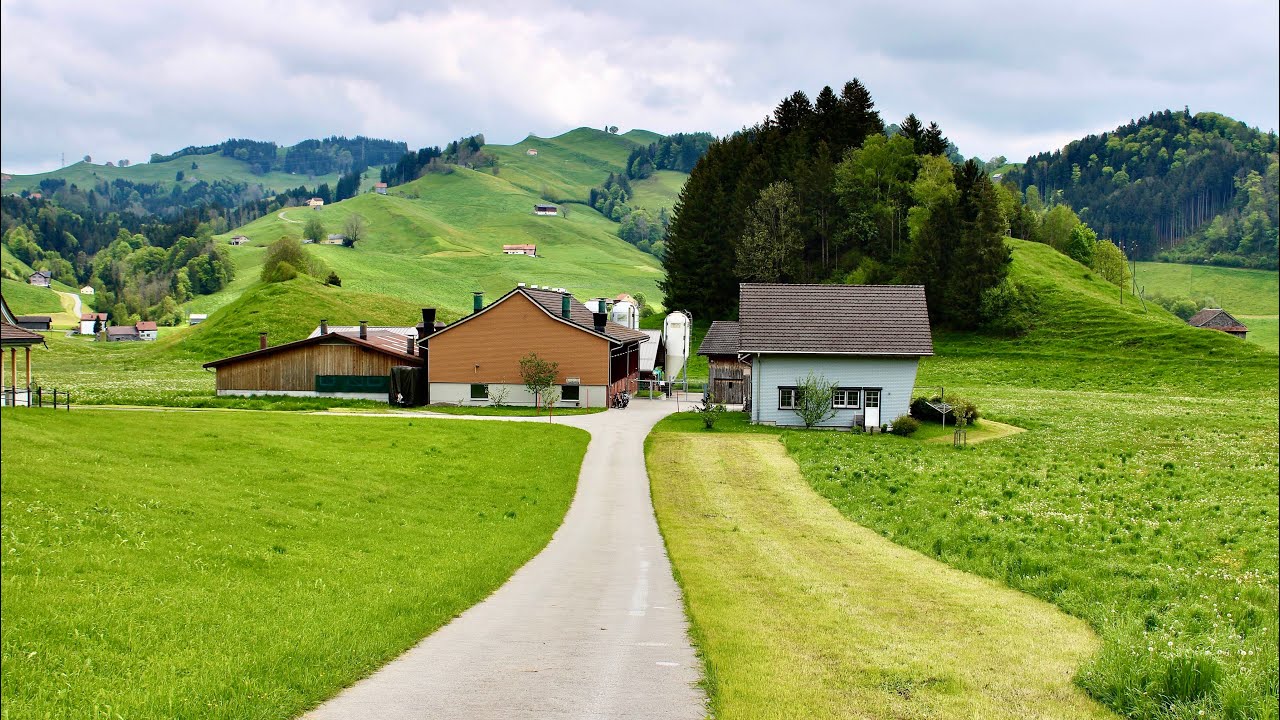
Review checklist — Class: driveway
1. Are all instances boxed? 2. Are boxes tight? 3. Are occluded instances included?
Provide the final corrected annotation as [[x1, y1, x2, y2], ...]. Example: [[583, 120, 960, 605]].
[[306, 398, 707, 719]]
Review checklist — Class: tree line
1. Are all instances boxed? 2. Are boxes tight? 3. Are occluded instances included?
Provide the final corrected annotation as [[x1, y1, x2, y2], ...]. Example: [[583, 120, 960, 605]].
[[149, 136, 407, 178], [379, 134, 497, 187], [623, 133, 714, 179], [1006, 109, 1278, 268]]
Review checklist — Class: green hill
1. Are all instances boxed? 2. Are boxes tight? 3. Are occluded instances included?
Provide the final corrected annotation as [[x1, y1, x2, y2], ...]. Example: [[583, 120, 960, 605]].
[[3, 153, 345, 196], [1133, 261, 1278, 315]]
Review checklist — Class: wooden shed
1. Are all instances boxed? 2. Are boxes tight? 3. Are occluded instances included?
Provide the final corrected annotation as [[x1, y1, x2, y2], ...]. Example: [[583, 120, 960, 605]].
[[697, 320, 751, 405], [203, 328, 422, 401]]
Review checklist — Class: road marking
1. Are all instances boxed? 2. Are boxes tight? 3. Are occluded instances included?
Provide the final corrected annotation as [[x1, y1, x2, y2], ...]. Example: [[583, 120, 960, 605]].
[[656, 662, 680, 667]]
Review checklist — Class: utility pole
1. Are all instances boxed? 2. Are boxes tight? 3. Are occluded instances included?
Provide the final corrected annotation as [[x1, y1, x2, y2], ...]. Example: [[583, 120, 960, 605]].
[[61, 152, 65, 168]]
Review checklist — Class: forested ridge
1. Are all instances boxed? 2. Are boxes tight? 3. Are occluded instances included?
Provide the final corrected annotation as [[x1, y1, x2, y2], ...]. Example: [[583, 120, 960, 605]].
[[1006, 110, 1278, 268], [150, 135, 407, 177]]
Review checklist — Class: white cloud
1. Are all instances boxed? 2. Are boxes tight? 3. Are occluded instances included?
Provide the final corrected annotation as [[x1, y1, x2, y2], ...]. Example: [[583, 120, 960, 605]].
[[1, 0, 1276, 174]]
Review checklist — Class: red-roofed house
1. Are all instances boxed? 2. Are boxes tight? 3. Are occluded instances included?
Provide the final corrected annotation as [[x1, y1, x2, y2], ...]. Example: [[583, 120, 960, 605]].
[[136, 321, 158, 341], [503, 244, 536, 256]]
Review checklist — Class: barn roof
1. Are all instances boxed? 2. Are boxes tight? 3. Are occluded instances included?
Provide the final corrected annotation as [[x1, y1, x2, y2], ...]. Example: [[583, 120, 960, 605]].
[[737, 283, 933, 356], [203, 332, 422, 369], [135, 321, 158, 331], [1, 322, 45, 346], [16, 315, 52, 323], [639, 330, 665, 372], [697, 321, 740, 356], [1187, 308, 1248, 332], [107, 326, 139, 337]]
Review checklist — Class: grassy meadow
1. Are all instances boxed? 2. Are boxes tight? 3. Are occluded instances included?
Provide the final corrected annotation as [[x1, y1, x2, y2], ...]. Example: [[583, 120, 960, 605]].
[[3, 153, 345, 196], [647, 241, 1278, 719], [1134, 261, 1279, 353], [648, 428, 1115, 719], [0, 409, 588, 719]]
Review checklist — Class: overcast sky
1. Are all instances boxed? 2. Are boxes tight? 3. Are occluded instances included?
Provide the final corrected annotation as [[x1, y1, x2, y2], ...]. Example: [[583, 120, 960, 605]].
[[2, 0, 1277, 175]]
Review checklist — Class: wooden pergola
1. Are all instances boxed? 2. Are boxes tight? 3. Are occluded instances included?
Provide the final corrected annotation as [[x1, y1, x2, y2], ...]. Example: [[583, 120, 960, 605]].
[[2, 321, 45, 389]]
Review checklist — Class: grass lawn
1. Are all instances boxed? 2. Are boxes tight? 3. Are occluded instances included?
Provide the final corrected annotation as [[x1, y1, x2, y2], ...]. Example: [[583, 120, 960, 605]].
[[910, 418, 1025, 444], [424, 404, 606, 417], [1239, 315, 1278, 354], [647, 429, 1114, 719], [2, 278, 65, 314], [1134, 262, 1279, 315], [1, 408, 588, 719]]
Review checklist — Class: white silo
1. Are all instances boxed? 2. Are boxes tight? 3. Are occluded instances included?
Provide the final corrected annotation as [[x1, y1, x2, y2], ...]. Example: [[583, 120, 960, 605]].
[[610, 300, 638, 330], [663, 311, 691, 384]]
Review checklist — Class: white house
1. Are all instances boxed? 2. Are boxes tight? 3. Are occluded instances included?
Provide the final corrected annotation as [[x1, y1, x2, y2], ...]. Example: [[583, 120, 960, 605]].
[[189, 314, 208, 325], [79, 312, 108, 335], [136, 321, 158, 341], [80, 285, 95, 295], [307, 197, 325, 208], [735, 283, 934, 430]]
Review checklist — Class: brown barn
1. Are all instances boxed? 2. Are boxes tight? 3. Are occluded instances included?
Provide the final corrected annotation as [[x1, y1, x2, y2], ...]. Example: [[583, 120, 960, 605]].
[[424, 286, 647, 408], [203, 323, 422, 401], [1187, 308, 1248, 339], [697, 320, 751, 405]]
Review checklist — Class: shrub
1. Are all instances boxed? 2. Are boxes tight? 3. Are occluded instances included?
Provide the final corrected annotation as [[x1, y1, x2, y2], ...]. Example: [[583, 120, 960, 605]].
[[696, 394, 726, 429], [889, 415, 919, 436], [324, 271, 341, 287], [263, 261, 298, 283], [911, 395, 979, 424], [794, 371, 837, 428], [979, 279, 1040, 336]]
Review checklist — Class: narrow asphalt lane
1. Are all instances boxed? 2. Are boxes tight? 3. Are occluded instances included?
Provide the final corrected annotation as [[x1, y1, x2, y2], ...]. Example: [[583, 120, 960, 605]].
[[305, 398, 707, 720]]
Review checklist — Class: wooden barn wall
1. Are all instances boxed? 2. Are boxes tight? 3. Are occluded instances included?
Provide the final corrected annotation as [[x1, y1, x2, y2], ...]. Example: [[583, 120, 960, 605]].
[[428, 293, 610, 385], [215, 342, 408, 391]]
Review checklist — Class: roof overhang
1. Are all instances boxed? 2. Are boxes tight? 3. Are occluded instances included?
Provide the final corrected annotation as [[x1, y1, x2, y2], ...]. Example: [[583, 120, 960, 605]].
[[203, 332, 422, 369], [425, 288, 646, 347]]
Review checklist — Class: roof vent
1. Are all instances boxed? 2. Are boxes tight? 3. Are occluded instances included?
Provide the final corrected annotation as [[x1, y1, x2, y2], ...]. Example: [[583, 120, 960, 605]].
[[517, 282, 525, 288]]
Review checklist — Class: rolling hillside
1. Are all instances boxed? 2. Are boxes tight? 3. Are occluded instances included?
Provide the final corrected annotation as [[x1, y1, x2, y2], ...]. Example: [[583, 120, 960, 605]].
[[2, 153, 347, 196]]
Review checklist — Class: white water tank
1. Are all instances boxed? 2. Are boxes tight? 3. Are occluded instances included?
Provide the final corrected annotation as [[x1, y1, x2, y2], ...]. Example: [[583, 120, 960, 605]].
[[663, 311, 690, 380], [610, 300, 638, 330]]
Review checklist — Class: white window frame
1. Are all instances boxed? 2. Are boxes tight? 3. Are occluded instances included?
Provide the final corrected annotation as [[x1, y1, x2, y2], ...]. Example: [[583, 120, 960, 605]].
[[864, 388, 881, 409], [832, 387, 862, 410], [778, 386, 798, 410]]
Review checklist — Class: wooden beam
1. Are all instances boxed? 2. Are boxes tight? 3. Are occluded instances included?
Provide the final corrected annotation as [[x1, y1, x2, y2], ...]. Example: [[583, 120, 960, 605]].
[[25, 346, 32, 387], [8, 348, 14, 389]]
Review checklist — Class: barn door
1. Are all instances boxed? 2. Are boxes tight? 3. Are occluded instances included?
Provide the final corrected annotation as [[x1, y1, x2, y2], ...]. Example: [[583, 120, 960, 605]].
[[713, 379, 742, 404]]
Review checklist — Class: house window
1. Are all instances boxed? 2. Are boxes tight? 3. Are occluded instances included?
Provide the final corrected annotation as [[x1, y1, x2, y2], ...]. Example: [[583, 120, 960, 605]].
[[779, 386, 798, 410], [561, 384, 580, 401], [832, 388, 862, 409], [864, 389, 881, 408], [470, 383, 489, 400]]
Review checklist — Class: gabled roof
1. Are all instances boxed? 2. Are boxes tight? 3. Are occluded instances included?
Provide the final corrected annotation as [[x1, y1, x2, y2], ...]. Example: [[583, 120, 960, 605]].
[[16, 315, 52, 323], [697, 321, 741, 356], [1187, 308, 1248, 332], [308, 325, 418, 341], [737, 283, 933, 356], [426, 287, 649, 346], [2, 322, 45, 346], [639, 330, 665, 372], [29, 270, 51, 278], [203, 331, 422, 369], [81, 313, 108, 321], [107, 325, 139, 337], [136, 321, 158, 331]]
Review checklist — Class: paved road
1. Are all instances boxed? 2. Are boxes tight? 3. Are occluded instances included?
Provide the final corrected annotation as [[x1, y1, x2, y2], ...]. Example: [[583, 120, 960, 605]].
[[56, 290, 82, 319], [306, 398, 707, 720]]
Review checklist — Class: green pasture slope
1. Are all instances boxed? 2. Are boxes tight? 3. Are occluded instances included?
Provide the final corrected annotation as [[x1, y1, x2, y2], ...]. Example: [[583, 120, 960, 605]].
[[649, 240, 1278, 719], [1, 278, 64, 314], [0, 409, 588, 720], [1134, 261, 1279, 353], [3, 153, 345, 196]]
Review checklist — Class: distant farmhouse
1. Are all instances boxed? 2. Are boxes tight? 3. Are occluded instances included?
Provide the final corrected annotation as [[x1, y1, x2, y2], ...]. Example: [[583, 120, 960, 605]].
[[526, 149, 539, 156], [374, 182, 388, 195], [80, 312, 108, 335], [136, 321, 158, 341], [106, 325, 140, 342], [229, 235, 250, 246], [533, 204, 558, 216], [307, 197, 325, 208], [503, 244, 536, 256], [325, 234, 346, 245], [28, 270, 51, 287], [711, 283, 933, 430], [80, 285, 95, 295], [1187, 308, 1248, 339], [189, 314, 208, 325]]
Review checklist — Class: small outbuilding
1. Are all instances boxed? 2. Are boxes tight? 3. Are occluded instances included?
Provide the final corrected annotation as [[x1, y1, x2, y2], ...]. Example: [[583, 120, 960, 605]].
[[503, 244, 536, 256], [533, 204, 558, 216], [203, 324, 423, 402], [80, 285, 95, 295], [15, 316, 52, 332], [106, 325, 140, 342], [697, 320, 751, 405], [374, 182, 388, 195], [189, 314, 208, 325], [229, 235, 250, 246], [1187, 308, 1248, 339]]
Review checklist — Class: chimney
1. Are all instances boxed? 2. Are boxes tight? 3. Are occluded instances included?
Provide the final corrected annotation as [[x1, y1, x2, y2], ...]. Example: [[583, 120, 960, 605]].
[[561, 293, 571, 319], [593, 311, 607, 332], [259, 332, 268, 350], [417, 308, 437, 339], [406, 335, 415, 356], [472, 292, 484, 314], [359, 321, 368, 340], [320, 319, 328, 335]]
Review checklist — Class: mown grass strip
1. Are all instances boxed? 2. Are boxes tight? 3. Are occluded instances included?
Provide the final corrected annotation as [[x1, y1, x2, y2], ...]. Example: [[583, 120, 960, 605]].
[[647, 430, 1115, 719], [1, 409, 588, 720]]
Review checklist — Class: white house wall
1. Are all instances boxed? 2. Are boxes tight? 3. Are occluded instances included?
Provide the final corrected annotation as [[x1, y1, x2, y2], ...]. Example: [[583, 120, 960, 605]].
[[751, 353, 920, 428], [429, 382, 607, 408]]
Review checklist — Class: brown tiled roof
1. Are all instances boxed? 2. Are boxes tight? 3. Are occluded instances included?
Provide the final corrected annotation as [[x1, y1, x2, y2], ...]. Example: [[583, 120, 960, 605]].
[[520, 288, 649, 344], [135, 321, 158, 331], [203, 332, 422, 369], [737, 283, 933, 356], [1187, 308, 1248, 332], [106, 326, 139, 337], [81, 313, 108, 321], [1, 322, 45, 346], [16, 316, 52, 323], [697, 321, 740, 356]]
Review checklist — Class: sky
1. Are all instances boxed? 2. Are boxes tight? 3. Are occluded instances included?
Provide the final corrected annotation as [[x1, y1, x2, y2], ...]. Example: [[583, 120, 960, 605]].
[[2, 0, 1277, 175]]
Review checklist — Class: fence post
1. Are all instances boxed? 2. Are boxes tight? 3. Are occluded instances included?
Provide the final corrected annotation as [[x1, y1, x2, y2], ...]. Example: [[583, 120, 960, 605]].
[[37, 386, 42, 408]]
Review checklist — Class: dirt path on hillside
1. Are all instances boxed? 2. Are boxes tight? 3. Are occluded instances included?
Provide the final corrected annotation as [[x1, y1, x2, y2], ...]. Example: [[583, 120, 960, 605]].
[[277, 210, 301, 224], [305, 400, 707, 719]]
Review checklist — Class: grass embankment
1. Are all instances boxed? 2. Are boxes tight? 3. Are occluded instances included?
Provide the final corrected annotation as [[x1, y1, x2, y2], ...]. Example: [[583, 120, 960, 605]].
[[0, 409, 588, 719], [1, 278, 64, 314], [647, 428, 1114, 718], [1134, 261, 1279, 353], [424, 404, 605, 417]]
